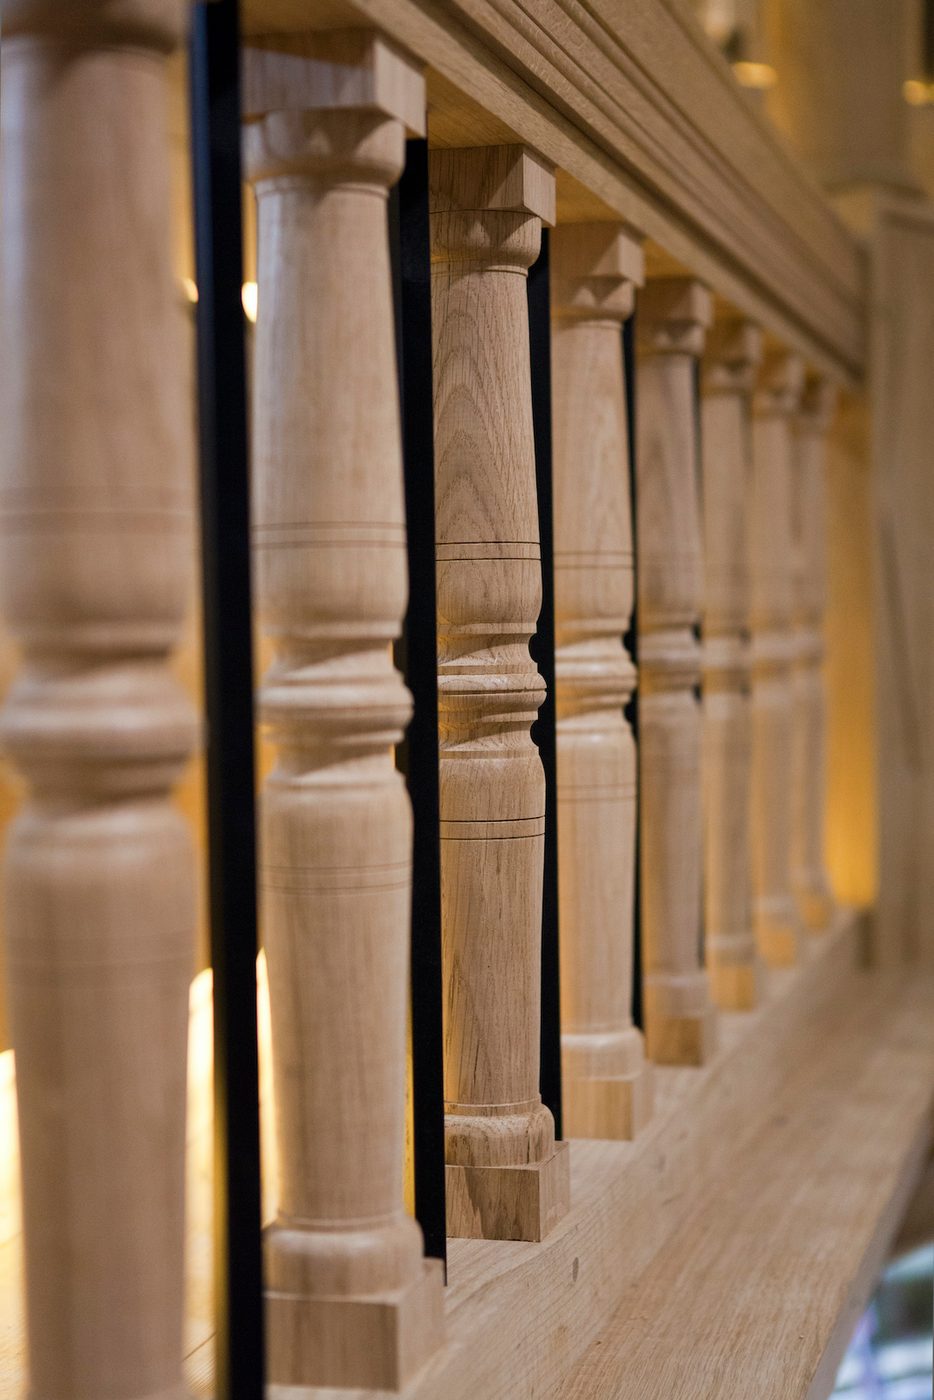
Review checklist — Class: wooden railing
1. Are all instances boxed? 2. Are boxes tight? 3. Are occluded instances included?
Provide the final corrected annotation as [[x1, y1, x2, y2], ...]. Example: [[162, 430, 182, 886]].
[[1, 3, 931, 1400]]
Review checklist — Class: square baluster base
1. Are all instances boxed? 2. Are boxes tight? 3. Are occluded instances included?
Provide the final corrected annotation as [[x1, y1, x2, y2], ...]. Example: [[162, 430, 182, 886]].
[[265, 1258, 445, 1391], [646, 1004, 718, 1067], [710, 957, 764, 1012], [757, 922, 804, 968], [797, 886, 835, 932], [446, 1139, 571, 1241], [562, 1064, 654, 1141]]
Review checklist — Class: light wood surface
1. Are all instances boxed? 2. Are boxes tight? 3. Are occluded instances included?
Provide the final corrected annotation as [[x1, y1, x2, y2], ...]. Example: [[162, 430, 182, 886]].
[[565, 952, 934, 1400], [750, 349, 806, 968], [240, 0, 866, 385], [550, 222, 652, 1140], [0, 4, 197, 1399], [791, 377, 837, 932], [429, 144, 570, 1240], [244, 33, 443, 1388], [700, 318, 764, 1010], [636, 277, 717, 1065], [7, 912, 923, 1400]]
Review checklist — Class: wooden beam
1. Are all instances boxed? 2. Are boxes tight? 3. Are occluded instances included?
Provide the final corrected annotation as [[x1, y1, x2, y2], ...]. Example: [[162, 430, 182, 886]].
[[241, 0, 866, 386]]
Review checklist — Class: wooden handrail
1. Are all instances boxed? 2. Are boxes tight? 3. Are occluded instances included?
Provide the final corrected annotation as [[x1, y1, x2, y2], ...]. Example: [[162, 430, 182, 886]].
[[241, 0, 866, 386]]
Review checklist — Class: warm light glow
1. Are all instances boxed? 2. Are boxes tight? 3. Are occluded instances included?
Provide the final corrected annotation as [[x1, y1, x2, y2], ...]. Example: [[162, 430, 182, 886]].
[[242, 280, 258, 323], [181, 276, 199, 305], [732, 60, 778, 90], [1, 955, 278, 1260], [0, 1050, 19, 1250], [903, 78, 934, 107]]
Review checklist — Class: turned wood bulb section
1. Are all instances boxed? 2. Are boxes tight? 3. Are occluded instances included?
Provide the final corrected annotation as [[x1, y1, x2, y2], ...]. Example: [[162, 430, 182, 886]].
[[550, 223, 652, 1139], [700, 319, 764, 1011], [0, 4, 196, 1399], [750, 349, 806, 967], [636, 278, 718, 1066], [430, 145, 570, 1241], [792, 376, 838, 931], [244, 34, 443, 1389]]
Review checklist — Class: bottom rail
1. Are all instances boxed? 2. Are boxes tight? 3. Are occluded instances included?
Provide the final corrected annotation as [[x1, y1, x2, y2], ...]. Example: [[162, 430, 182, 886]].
[[3, 909, 931, 1400]]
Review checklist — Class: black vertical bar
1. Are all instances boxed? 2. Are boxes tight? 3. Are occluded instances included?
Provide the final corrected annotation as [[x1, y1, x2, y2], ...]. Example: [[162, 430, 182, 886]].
[[623, 313, 643, 1031], [390, 138, 448, 1270], [528, 227, 563, 1138], [924, 0, 934, 79], [189, 5, 265, 1396], [693, 359, 705, 969]]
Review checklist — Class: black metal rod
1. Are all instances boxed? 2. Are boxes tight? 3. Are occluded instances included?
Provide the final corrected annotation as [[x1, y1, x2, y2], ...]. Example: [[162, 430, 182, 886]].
[[623, 313, 643, 1031], [528, 227, 563, 1138], [925, 0, 934, 80], [390, 139, 448, 1269], [693, 359, 705, 969], [189, 4, 265, 1394]]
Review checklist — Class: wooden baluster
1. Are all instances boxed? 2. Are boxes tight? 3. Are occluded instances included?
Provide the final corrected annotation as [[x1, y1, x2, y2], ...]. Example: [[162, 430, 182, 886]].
[[243, 34, 443, 1389], [750, 350, 806, 966], [700, 320, 764, 1010], [636, 278, 718, 1066], [430, 146, 571, 1241], [550, 223, 652, 1138], [792, 376, 838, 931], [0, 4, 196, 1398]]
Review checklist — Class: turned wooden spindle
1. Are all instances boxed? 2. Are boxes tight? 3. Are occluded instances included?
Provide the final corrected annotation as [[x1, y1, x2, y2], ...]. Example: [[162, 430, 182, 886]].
[[636, 278, 718, 1066], [550, 224, 652, 1138], [750, 350, 806, 966], [243, 34, 443, 1389], [700, 319, 764, 1010], [0, 4, 196, 1398], [430, 145, 570, 1241], [792, 376, 838, 931]]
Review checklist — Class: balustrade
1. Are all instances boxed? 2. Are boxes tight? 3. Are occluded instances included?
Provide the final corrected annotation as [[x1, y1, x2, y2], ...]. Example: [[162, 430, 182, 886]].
[[430, 145, 571, 1240], [0, 4, 196, 1398], [550, 223, 652, 1138], [750, 350, 806, 967], [700, 319, 764, 1010], [243, 33, 443, 1388], [636, 278, 718, 1066], [0, 6, 882, 1396]]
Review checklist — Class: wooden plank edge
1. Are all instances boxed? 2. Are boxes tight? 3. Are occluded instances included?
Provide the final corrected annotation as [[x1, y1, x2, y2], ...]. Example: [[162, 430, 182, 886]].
[[562, 966, 934, 1400], [262, 910, 862, 1400], [804, 1014, 934, 1400], [240, 0, 865, 388]]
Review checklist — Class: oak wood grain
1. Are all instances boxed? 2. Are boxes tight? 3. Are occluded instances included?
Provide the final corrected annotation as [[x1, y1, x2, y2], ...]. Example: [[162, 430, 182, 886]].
[[750, 350, 806, 967], [0, 4, 197, 1398], [700, 319, 764, 1010], [244, 34, 443, 1387], [551, 222, 652, 1138], [430, 144, 570, 1240], [240, 0, 865, 384], [636, 277, 718, 1065], [792, 376, 838, 932]]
